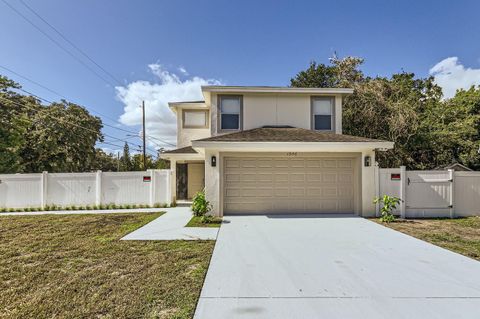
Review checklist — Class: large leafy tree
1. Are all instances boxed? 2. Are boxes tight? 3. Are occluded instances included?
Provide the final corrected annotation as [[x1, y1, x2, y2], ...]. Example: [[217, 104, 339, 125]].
[[290, 57, 480, 169], [19, 101, 103, 172], [0, 74, 107, 173]]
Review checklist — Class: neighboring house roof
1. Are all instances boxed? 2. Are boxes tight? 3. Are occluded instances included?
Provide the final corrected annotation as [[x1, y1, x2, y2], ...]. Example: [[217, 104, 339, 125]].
[[436, 163, 473, 171], [162, 146, 198, 154], [194, 127, 388, 143], [201, 85, 354, 95]]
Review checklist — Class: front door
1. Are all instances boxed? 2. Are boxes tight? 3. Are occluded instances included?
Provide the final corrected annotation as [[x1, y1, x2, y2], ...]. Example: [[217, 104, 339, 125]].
[[188, 163, 205, 199]]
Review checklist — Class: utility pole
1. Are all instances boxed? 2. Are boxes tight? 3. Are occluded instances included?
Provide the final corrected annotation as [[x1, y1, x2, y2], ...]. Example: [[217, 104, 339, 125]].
[[117, 151, 120, 172], [141, 100, 147, 170]]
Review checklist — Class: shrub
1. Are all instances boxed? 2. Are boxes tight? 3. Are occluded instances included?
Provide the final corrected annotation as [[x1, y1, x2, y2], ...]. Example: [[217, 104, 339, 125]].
[[373, 195, 400, 223], [191, 190, 212, 217]]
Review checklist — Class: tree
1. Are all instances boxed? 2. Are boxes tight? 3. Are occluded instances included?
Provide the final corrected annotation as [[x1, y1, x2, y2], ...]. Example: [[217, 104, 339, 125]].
[[290, 56, 480, 170], [19, 100, 103, 172], [0, 76, 27, 173], [90, 149, 118, 171], [119, 142, 132, 171]]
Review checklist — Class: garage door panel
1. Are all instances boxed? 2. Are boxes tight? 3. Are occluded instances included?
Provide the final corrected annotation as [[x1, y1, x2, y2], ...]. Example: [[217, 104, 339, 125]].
[[307, 173, 321, 182], [338, 173, 353, 183], [274, 173, 289, 182], [323, 159, 338, 168], [323, 172, 338, 183], [291, 173, 305, 182], [224, 156, 356, 214], [323, 187, 338, 197], [291, 187, 305, 197]]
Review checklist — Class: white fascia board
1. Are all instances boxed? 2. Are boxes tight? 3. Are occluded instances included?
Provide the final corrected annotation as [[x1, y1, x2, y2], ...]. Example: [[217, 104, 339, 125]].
[[168, 102, 208, 111], [159, 153, 205, 161], [191, 141, 394, 152], [200, 86, 354, 95]]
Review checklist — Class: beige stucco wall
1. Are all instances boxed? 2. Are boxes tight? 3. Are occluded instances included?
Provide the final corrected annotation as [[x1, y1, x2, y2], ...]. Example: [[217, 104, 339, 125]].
[[209, 93, 343, 135]]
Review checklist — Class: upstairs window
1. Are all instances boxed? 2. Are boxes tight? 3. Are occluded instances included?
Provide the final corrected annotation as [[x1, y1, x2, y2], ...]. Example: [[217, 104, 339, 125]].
[[219, 95, 242, 130], [312, 97, 334, 131], [183, 110, 208, 128]]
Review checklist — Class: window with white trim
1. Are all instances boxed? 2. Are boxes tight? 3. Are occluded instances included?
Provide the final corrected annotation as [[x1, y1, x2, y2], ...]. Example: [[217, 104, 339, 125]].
[[219, 96, 242, 130], [312, 97, 334, 131]]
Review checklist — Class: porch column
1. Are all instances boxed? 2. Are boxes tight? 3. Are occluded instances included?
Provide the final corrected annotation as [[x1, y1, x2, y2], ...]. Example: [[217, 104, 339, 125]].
[[170, 159, 177, 204]]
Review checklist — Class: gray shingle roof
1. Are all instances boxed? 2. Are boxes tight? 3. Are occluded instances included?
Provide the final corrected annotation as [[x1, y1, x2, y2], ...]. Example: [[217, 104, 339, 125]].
[[162, 146, 197, 154], [194, 127, 388, 143]]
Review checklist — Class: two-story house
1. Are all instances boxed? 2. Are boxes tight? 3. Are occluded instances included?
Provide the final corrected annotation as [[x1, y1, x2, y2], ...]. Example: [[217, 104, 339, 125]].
[[161, 86, 393, 216]]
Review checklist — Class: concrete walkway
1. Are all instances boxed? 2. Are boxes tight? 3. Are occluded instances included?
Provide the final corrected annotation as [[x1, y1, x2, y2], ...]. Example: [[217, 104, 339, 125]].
[[195, 214, 480, 319], [121, 207, 219, 240]]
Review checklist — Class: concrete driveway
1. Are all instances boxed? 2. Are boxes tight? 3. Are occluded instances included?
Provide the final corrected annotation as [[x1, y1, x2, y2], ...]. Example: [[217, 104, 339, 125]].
[[194, 214, 480, 319]]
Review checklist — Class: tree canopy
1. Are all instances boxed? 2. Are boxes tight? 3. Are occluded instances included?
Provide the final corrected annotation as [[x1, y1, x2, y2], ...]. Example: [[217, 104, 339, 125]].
[[290, 57, 480, 170], [0, 75, 169, 173]]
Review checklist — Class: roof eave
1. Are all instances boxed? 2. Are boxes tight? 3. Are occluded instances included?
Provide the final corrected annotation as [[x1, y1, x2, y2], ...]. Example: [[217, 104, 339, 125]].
[[200, 86, 354, 95], [191, 141, 394, 151]]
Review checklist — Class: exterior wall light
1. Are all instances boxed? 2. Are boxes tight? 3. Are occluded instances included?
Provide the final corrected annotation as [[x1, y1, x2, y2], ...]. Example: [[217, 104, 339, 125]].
[[364, 155, 371, 167], [211, 156, 217, 167]]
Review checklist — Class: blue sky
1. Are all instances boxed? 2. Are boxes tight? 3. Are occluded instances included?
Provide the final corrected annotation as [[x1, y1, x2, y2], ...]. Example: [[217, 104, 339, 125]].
[[1, 0, 480, 152]]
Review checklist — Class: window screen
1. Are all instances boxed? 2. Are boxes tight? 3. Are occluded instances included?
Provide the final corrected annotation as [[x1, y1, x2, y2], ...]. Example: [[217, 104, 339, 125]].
[[183, 110, 207, 128], [312, 98, 333, 130], [220, 96, 241, 130]]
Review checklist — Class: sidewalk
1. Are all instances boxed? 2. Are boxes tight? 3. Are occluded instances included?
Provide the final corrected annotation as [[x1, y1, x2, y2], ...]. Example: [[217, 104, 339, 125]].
[[121, 207, 219, 240]]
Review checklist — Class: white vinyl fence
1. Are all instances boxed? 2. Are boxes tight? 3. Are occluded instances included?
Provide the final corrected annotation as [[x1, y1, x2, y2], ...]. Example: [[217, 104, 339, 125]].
[[0, 170, 171, 209], [378, 167, 480, 218]]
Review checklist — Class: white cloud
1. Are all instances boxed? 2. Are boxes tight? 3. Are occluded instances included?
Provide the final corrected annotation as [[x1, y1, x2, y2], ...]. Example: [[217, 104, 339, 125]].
[[429, 57, 480, 99], [178, 66, 188, 75], [116, 64, 222, 149]]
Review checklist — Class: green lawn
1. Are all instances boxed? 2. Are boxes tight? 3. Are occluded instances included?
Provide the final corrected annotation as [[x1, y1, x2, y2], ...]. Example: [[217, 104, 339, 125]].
[[0, 212, 215, 319], [185, 216, 222, 228], [375, 216, 480, 260]]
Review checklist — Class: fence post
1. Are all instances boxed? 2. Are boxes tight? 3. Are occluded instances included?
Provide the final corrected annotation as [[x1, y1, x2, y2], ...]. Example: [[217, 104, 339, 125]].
[[449, 169, 455, 218], [149, 169, 155, 207], [400, 166, 406, 219], [374, 163, 380, 217], [95, 170, 102, 206], [41, 171, 48, 209]]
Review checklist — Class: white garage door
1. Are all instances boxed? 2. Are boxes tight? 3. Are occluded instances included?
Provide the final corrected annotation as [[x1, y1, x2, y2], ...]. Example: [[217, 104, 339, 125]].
[[223, 156, 356, 214]]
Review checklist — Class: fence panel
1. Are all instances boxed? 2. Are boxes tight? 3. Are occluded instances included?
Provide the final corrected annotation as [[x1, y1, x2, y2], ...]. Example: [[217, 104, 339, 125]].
[[378, 168, 401, 215], [101, 171, 152, 206], [0, 174, 42, 208], [0, 170, 171, 209], [47, 173, 96, 207], [454, 172, 480, 216]]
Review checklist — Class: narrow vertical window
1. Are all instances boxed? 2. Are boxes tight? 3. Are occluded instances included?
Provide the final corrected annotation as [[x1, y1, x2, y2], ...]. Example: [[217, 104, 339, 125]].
[[312, 97, 334, 131], [219, 96, 242, 130]]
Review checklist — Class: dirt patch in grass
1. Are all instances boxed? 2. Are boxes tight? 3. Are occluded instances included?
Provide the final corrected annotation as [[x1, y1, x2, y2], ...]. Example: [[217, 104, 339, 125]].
[[0, 213, 215, 319], [185, 216, 222, 228], [374, 217, 480, 260]]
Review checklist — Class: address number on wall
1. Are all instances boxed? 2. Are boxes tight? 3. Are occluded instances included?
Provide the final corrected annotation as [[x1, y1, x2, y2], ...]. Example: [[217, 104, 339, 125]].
[[286, 152, 298, 156]]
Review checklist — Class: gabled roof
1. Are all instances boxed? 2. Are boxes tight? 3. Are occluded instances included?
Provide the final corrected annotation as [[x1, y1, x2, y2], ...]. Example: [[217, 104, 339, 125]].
[[194, 127, 388, 143], [162, 146, 197, 154]]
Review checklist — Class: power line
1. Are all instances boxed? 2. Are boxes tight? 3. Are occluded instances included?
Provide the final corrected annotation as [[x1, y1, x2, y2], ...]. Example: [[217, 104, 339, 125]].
[[0, 95, 140, 149], [0, 64, 141, 137], [0, 64, 174, 152], [147, 135, 176, 147], [18, 0, 123, 86], [1, 0, 116, 87]]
